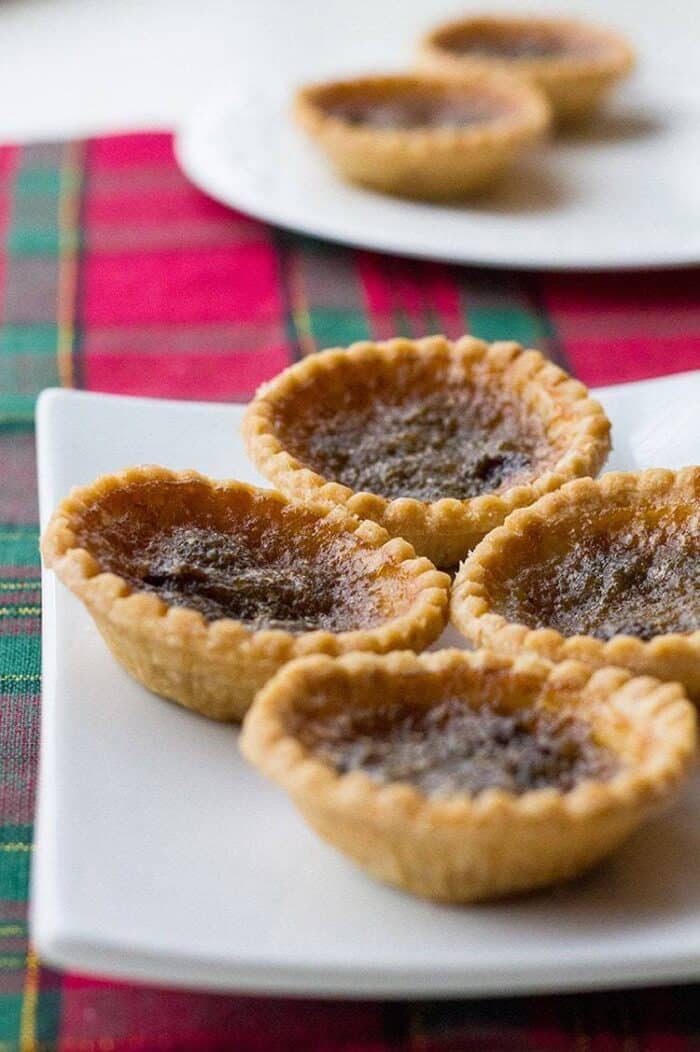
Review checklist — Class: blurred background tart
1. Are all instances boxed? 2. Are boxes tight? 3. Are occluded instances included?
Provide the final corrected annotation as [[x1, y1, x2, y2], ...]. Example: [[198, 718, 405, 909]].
[[418, 14, 635, 123], [293, 71, 550, 199]]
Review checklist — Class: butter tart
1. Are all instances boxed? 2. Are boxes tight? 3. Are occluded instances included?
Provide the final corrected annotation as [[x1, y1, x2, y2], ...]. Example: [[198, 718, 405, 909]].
[[243, 336, 611, 570], [41, 466, 450, 721], [452, 469, 700, 701], [418, 15, 635, 123], [241, 649, 696, 902], [293, 72, 550, 200]]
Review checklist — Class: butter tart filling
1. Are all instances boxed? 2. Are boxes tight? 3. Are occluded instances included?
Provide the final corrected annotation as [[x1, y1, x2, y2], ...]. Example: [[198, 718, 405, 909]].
[[318, 83, 512, 131], [290, 695, 618, 798], [494, 528, 700, 642], [279, 384, 553, 503], [433, 21, 609, 63], [72, 484, 390, 634]]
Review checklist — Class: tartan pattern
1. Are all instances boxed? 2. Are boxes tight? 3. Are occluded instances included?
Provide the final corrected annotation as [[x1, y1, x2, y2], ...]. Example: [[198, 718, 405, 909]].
[[0, 130, 698, 1050]]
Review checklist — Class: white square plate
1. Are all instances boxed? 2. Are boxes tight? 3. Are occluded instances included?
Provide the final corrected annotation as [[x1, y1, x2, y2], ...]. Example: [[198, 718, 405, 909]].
[[32, 372, 700, 998]]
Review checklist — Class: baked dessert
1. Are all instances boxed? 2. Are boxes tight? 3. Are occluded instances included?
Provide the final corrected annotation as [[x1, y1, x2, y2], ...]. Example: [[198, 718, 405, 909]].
[[452, 469, 700, 701], [243, 336, 611, 570], [293, 72, 550, 200], [241, 648, 696, 902], [41, 466, 450, 720], [417, 15, 635, 122]]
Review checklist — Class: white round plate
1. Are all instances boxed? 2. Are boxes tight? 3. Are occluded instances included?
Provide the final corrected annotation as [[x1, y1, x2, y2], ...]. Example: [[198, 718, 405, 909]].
[[175, 2, 700, 270]]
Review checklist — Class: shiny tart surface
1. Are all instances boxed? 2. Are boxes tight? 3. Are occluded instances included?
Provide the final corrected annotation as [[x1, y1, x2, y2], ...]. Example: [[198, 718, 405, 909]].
[[452, 468, 700, 700], [241, 649, 696, 902], [293, 72, 550, 200], [41, 466, 449, 720], [243, 336, 611, 569], [418, 15, 635, 122]]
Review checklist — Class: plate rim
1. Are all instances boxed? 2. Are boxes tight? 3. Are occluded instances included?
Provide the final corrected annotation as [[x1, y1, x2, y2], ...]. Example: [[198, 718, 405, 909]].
[[175, 93, 700, 273]]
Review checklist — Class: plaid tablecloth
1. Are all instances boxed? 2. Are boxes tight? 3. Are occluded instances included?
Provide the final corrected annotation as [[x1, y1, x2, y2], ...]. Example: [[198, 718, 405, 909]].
[[1, 131, 699, 1050]]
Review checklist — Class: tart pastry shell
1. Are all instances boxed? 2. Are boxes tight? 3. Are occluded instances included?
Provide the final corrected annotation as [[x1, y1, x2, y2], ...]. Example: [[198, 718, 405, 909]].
[[241, 648, 696, 903], [294, 73, 550, 200], [452, 469, 700, 701], [243, 336, 611, 570], [418, 15, 635, 123], [41, 466, 450, 721]]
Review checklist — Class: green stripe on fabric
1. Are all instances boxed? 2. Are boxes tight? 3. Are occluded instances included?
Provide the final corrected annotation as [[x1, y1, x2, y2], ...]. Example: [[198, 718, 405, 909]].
[[308, 308, 370, 350], [0, 827, 32, 902], [0, 527, 39, 568], [1, 146, 65, 425], [35, 988, 61, 1045], [0, 320, 53, 421], [0, 394, 37, 425], [7, 229, 77, 256], [13, 168, 63, 197], [0, 675, 40, 689], [0, 995, 22, 1042], [0, 827, 32, 849], [0, 924, 26, 937], [0, 416, 35, 432], [291, 234, 328, 254], [0, 637, 41, 680], [468, 307, 544, 347]]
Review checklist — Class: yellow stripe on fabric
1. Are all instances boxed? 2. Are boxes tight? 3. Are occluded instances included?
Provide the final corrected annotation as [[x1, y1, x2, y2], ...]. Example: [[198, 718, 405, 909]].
[[56, 141, 84, 389], [0, 582, 41, 591], [288, 249, 316, 357], [0, 844, 31, 852], [292, 307, 314, 355], [19, 947, 39, 1052], [0, 607, 41, 617]]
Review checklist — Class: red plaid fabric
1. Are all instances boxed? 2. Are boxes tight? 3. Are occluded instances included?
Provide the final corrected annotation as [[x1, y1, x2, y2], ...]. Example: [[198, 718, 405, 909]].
[[0, 131, 698, 1050]]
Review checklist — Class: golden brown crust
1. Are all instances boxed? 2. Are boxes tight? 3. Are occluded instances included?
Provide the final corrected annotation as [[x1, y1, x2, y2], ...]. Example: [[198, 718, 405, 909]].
[[41, 465, 450, 721], [241, 648, 696, 902], [417, 15, 635, 122], [451, 468, 700, 701], [243, 335, 611, 569], [293, 72, 550, 200]]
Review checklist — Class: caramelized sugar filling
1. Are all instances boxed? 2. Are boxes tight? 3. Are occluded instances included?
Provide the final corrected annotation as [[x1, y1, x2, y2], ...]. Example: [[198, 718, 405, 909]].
[[493, 523, 700, 641], [322, 87, 509, 131], [438, 26, 605, 61], [277, 385, 555, 503], [111, 524, 365, 631], [292, 697, 617, 797], [73, 481, 400, 632]]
